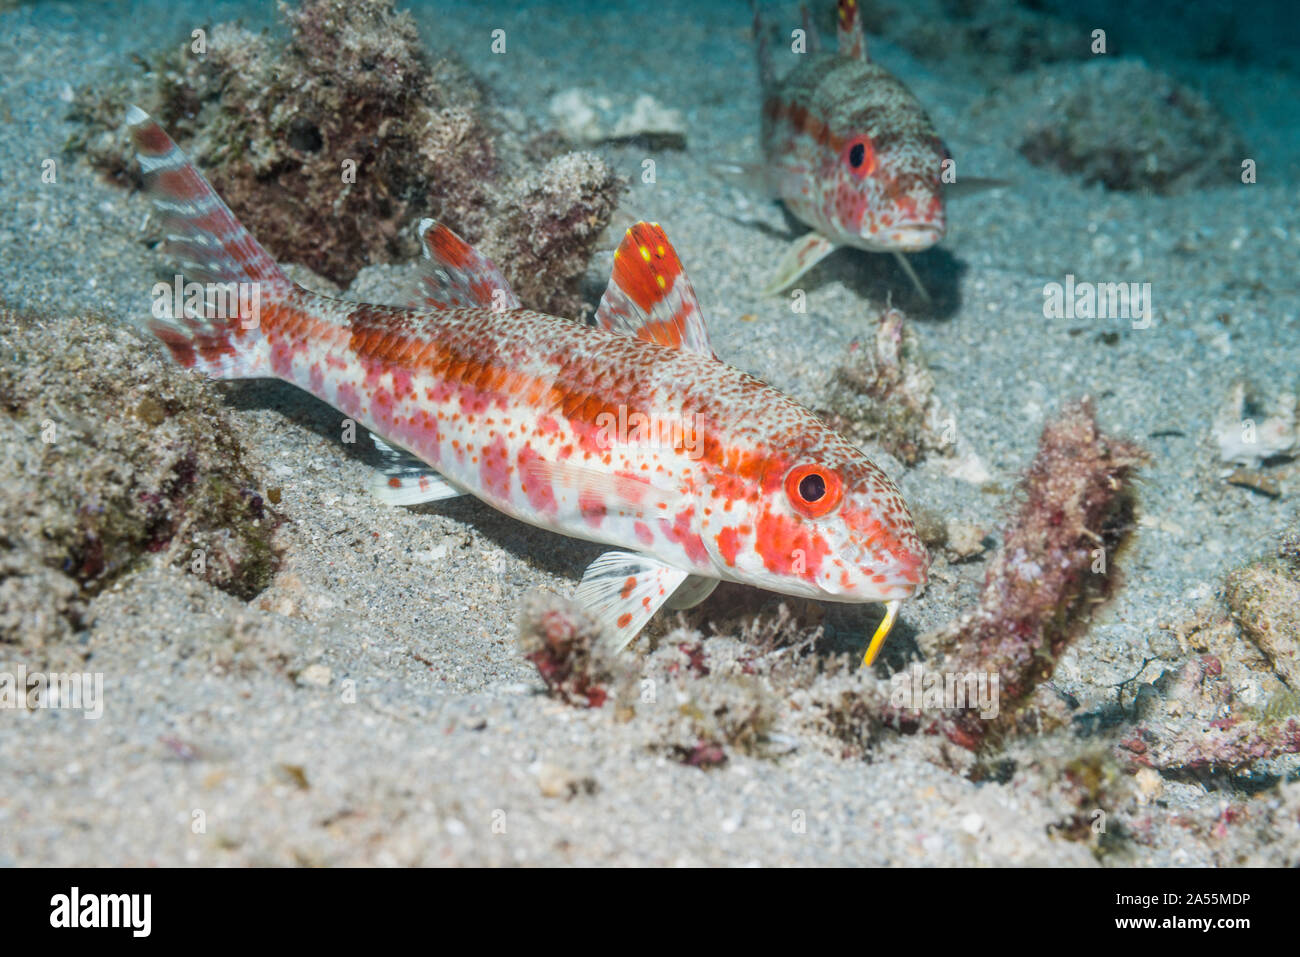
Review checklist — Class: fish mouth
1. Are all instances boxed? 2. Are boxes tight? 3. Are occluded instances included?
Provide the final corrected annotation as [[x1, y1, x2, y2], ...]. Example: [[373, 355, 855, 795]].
[[872, 543, 928, 590], [851, 562, 924, 603], [878, 222, 943, 251]]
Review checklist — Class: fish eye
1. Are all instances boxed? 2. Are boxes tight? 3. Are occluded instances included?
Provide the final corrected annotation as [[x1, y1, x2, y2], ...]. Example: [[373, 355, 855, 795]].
[[843, 135, 876, 179], [799, 472, 826, 501], [785, 465, 843, 518]]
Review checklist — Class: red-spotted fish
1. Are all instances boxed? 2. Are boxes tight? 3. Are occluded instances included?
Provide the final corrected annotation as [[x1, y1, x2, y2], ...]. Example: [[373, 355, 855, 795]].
[[747, 0, 964, 298], [126, 105, 927, 664]]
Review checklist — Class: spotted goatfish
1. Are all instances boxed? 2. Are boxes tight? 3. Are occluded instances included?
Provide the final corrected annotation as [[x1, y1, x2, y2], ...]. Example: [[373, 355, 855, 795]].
[[126, 105, 927, 664], [748, 0, 976, 298]]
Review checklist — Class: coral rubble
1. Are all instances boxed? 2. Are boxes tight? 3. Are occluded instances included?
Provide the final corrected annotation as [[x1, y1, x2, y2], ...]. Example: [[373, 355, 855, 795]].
[[822, 306, 988, 481], [517, 591, 615, 708]]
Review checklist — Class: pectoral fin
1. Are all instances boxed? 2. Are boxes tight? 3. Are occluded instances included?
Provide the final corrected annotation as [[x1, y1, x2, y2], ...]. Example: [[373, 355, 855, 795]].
[[575, 551, 690, 651], [762, 232, 838, 295]]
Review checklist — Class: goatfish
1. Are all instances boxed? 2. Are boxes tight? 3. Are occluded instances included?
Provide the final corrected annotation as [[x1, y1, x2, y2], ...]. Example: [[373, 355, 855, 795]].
[[125, 105, 927, 665], [744, 0, 994, 298]]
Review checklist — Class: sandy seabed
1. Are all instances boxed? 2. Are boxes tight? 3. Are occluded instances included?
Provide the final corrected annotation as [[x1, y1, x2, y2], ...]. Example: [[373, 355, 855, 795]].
[[1, 0, 1297, 866]]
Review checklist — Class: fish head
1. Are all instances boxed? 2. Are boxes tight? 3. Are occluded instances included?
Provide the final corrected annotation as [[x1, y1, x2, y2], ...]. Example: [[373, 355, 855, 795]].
[[824, 120, 948, 253], [703, 422, 928, 604]]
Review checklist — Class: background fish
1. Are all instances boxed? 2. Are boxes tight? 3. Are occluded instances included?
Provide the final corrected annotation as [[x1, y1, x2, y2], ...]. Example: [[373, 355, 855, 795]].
[[749, 0, 953, 298], [127, 106, 927, 663]]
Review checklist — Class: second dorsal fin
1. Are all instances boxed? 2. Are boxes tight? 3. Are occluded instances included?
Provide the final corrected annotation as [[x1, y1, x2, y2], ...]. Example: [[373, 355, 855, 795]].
[[593, 222, 715, 358], [414, 218, 521, 312]]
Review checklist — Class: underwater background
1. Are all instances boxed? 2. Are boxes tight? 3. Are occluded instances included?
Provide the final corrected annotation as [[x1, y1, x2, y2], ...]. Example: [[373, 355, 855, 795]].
[[1, 0, 1297, 865]]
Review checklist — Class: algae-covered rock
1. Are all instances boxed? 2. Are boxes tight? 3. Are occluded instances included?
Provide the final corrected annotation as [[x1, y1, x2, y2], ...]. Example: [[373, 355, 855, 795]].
[[67, 0, 624, 316], [923, 399, 1147, 748], [517, 591, 615, 708], [1005, 59, 1247, 194], [0, 310, 282, 651]]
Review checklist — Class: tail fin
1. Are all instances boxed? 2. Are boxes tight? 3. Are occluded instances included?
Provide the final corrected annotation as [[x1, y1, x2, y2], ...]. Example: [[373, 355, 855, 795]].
[[751, 1, 774, 90], [127, 105, 289, 378]]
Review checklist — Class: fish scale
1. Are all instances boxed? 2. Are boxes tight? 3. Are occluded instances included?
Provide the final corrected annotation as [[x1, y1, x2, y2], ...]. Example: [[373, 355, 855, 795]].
[[126, 104, 927, 661]]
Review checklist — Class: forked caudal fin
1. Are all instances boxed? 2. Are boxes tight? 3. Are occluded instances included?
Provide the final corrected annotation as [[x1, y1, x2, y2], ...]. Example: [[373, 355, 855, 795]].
[[127, 105, 290, 378], [751, 0, 774, 91]]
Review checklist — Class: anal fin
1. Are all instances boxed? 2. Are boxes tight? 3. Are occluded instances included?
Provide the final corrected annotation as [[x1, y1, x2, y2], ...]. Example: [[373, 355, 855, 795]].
[[369, 433, 465, 506]]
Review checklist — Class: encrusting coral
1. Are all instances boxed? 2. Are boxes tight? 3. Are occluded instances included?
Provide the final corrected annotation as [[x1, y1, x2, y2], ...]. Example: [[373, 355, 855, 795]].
[[68, 0, 624, 316], [1118, 525, 1300, 776]]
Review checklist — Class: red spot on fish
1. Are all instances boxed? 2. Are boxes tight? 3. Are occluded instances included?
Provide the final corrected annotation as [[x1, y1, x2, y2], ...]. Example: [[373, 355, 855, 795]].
[[517, 446, 558, 518], [335, 382, 359, 416], [580, 488, 606, 528], [754, 508, 830, 581], [662, 508, 707, 566], [716, 527, 741, 567], [480, 434, 512, 501]]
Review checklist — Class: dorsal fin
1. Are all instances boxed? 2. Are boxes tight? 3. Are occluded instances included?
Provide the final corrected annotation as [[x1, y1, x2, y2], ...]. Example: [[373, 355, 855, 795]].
[[413, 218, 520, 312], [751, 0, 774, 91], [593, 222, 715, 358], [837, 0, 867, 61], [800, 4, 822, 53]]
